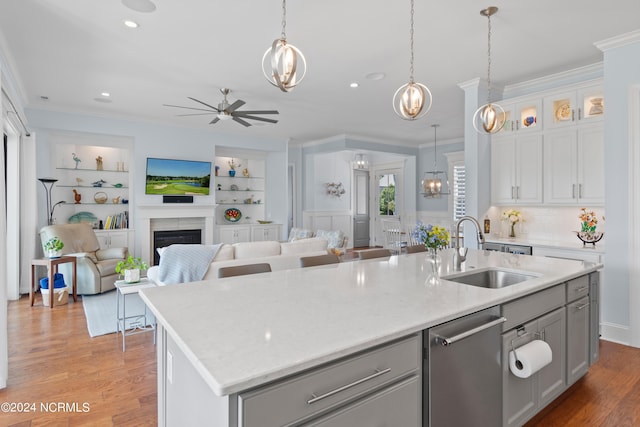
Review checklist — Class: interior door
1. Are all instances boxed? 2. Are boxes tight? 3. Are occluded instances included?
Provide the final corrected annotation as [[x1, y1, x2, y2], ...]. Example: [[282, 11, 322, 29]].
[[353, 169, 369, 247], [373, 168, 402, 247]]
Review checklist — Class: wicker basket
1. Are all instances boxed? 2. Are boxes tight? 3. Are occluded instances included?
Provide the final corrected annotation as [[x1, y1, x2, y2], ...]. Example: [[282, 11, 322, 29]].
[[94, 191, 108, 204]]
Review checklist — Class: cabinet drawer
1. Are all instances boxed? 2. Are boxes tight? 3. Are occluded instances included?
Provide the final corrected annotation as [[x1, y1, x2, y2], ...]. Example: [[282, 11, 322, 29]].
[[566, 275, 589, 302], [502, 285, 566, 331], [238, 334, 420, 427]]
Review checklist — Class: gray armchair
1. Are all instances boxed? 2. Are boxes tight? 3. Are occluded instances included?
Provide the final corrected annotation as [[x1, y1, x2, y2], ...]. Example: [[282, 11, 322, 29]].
[[39, 223, 128, 294]]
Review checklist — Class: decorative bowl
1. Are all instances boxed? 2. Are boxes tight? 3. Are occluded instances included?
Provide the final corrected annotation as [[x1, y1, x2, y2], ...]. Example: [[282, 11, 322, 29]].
[[224, 208, 242, 222], [575, 231, 604, 247], [257, 220, 272, 224], [94, 191, 108, 204]]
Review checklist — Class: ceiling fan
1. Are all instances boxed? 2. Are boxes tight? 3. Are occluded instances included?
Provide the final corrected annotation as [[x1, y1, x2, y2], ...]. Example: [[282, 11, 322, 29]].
[[163, 88, 279, 127]]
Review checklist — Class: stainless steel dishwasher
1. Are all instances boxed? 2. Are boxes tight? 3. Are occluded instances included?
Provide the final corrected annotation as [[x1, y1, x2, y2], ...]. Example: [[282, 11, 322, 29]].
[[424, 306, 506, 427]]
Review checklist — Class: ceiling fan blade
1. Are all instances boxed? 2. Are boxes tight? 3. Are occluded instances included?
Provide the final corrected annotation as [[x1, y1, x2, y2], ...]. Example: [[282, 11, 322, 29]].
[[236, 114, 278, 124], [232, 116, 252, 127], [209, 117, 221, 125], [234, 110, 279, 115], [163, 104, 215, 112], [188, 97, 221, 112], [226, 99, 246, 113], [176, 113, 216, 117]]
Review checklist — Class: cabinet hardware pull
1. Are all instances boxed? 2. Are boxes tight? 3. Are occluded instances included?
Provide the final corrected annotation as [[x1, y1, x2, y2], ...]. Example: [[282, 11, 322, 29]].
[[579, 184, 583, 198], [437, 317, 507, 346], [575, 286, 587, 293], [576, 302, 590, 310], [572, 109, 575, 121], [516, 186, 520, 200], [306, 368, 391, 404], [578, 108, 582, 120], [511, 186, 515, 199], [572, 184, 576, 199]]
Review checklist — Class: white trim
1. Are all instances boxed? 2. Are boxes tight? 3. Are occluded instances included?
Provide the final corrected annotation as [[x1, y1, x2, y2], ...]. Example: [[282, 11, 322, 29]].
[[503, 63, 603, 95], [595, 29, 640, 52], [3, 119, 19, 300], [600, 322, 630, 346], [628, 85, 640, 348]]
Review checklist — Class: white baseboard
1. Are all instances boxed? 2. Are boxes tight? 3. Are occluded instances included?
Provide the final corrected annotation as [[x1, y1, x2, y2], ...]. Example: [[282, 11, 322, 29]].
[[600, 321, 630, 345]]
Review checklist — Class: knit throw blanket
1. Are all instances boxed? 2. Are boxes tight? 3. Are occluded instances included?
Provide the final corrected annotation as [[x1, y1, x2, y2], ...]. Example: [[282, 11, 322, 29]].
[[158, 244, 222, 285]]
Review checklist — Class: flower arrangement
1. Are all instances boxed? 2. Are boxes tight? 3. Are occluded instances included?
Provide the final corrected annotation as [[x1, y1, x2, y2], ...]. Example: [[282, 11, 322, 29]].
[[579, 208, 598, 235], [412, 222, 450, 251], [228, 159, 240, 170], [502, 209, 523, 237]]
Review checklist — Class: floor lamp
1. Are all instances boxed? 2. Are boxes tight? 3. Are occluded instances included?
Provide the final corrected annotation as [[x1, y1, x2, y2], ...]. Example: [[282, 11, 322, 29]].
[[38, 178, 58, 225]]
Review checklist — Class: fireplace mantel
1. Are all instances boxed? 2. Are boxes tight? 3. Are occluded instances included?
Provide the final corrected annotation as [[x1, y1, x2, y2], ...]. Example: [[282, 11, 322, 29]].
[[137, 204, 216, 264]]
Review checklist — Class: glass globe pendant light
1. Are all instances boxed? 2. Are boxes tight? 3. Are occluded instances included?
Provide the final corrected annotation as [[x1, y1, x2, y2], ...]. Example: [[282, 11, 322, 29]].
[[262, 0, 307, 92], [393, 0, 432, 120], [473, 6, 505, 134], [421, 124, 450, 198]]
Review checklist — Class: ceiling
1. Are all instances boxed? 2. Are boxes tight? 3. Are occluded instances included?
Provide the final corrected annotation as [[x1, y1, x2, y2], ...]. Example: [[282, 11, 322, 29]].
[[1, 0, 639, 146]]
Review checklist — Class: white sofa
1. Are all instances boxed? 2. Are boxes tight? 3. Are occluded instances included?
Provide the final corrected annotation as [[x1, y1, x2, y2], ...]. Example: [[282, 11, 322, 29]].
[[147, 237, 329, 286]]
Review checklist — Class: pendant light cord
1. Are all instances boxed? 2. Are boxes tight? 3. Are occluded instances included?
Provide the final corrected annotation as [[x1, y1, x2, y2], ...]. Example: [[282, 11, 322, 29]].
[[486, 12, 492, 104], [409, 0, 415, 83], [433, 125, 438, 169], [281, 0, 287, 39]]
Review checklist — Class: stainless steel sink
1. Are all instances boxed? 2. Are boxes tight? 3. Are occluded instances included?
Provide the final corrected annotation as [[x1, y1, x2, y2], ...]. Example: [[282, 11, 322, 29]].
[[444, 268, 537, 289]]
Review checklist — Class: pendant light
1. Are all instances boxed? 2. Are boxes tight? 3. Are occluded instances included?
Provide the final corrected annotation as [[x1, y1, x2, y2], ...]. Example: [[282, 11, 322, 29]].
[[393, 0, 432, 120], [473, 6, 505, 134], [262, 0, 307, 92], [421, 124, 450, 198]]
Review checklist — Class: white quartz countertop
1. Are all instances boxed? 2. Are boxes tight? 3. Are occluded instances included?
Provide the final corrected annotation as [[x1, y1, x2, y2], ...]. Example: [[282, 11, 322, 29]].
[[139, 249, 601, 397], [484, 234, 606, 254]]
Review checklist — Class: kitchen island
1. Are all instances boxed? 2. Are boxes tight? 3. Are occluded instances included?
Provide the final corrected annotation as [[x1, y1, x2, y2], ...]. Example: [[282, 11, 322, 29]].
[[140, 249, 602, 426]]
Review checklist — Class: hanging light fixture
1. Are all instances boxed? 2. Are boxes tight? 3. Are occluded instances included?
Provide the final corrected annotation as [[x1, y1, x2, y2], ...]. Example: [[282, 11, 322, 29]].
[[473, 6, 505, 134], [262, 0, 307, 92], [354, 153, 368, 169], [421, 124, 450, 198], [393, 0, 432, 120]]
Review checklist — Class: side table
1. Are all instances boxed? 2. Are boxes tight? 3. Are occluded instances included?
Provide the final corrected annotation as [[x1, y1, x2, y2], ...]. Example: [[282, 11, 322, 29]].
[[115, 278, 156, 351], [30, 256, 77, 308]]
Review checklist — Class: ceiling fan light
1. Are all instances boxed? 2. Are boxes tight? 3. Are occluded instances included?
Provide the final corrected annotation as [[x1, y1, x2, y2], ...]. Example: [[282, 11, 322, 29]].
[[393, 82, 432, 120], [473, 102, 505, 134], [262, 39, 306, 92], [217, 112, 233, 121]]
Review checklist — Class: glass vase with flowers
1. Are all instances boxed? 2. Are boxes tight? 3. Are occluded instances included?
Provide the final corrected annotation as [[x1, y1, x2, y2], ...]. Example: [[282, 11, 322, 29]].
[[501, 209, 523, 238], [412, 222, 450, 284]]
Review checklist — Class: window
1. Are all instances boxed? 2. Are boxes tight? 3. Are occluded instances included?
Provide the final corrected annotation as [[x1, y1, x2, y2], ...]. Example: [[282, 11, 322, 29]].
[[445, 151, 466, 221]]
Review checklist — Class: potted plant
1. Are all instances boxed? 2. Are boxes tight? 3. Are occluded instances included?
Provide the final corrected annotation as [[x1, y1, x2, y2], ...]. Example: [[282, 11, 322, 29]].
[[116, 255, 148, 283], [44, 237, 64, 258]]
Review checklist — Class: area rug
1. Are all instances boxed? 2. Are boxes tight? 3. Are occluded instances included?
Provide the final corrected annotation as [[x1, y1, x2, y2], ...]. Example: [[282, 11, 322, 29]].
[[82, 289, 155, 338]]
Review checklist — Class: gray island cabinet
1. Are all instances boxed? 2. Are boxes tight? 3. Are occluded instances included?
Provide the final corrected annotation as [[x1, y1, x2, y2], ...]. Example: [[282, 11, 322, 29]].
[[140, 249, 601, 427]]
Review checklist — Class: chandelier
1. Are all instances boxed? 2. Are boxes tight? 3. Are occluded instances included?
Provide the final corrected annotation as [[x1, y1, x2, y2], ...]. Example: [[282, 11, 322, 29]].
[[262, 0, 307, 92], [392, 0, 432, 120], [421, 124, 450, 198], [473, 6, 505, 134]]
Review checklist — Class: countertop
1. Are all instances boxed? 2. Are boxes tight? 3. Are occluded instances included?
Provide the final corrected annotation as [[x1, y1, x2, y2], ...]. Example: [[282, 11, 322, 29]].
[[139, 249, 602, 397], [484, 234, 606, 254]]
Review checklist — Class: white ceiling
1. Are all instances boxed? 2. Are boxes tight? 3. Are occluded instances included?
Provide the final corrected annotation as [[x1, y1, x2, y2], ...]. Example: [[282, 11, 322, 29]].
[[1, 0, 639, 146]]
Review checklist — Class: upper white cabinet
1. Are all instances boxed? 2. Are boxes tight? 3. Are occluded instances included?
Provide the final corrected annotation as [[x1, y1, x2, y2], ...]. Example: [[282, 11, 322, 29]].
[[491, 133, 543, 205], [544, 124, 605, 205], [496, 98, 542, 134], [543, 83, 604, 130]]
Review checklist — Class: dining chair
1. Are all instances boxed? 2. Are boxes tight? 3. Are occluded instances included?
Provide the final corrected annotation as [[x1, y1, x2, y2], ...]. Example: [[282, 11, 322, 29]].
[[358, 248, 393, 260], [299, 253, 341, 268], [218, 263, 272, 278], [406, 244, 427, 254]]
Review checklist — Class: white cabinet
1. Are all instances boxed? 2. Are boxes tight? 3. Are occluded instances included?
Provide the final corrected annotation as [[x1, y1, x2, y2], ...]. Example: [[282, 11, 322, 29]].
[[217, 225, 251, 244], [95, 229, 131, 249], [543, 124, 604, 205], [251, 224, 282, 242], [496, 98, 542, 134], [491, 133, 543, 205], [543, 83, 604, 130]]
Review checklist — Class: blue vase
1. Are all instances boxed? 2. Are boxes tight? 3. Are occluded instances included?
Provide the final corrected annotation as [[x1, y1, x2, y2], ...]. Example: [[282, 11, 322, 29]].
[[229, 170, 236, 177]]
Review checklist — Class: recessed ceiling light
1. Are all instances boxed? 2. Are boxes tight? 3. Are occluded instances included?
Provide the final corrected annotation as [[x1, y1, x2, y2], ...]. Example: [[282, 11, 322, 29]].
[[366, 72, 386, 81], [123, 20, 139, 28], [350, 82, 359, 88], [101, 92, 111, 97], [121, 0, 156, 13]]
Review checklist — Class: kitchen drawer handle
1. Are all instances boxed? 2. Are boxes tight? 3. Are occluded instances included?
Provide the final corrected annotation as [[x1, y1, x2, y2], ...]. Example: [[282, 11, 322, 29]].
[[576, 302, 590, 310], [437, 317, 507, 346], [306, 368, 391, 404], [574, 286, 587, 293]]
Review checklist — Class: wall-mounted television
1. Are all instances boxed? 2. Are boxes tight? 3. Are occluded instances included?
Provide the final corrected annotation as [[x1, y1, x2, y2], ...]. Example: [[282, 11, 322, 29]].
[[146, 157, 211, 195]]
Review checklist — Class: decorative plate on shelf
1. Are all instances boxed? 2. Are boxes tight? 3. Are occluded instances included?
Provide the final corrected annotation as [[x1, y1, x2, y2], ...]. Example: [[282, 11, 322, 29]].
[[257, 220, 272, 224], [230, 184, 239, 191], [68, 211, 98, 224], [555, 103, 571, 121], [224, 208, 242, 222]]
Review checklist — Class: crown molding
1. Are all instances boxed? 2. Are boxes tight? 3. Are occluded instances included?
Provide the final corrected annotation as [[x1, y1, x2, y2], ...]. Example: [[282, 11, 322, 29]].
[[595, 29, 640, 52]]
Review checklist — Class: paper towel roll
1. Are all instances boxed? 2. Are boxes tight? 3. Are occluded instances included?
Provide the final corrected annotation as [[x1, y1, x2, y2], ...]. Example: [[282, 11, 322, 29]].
[[509, 339, 552, 379]]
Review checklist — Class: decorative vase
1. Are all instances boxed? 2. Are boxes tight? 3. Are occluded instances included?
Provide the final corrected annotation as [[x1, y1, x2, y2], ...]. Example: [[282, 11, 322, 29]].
[[47, 250, 61, 259], [510, 223, 516, 238], [229, 169, 236, 177], [123, 268, 140, 283], [426, 248, 442, 285]]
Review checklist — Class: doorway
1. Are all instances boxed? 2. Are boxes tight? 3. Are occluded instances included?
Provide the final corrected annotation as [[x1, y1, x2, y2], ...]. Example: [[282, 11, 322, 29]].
[[353, 169, 370, 247], [372, 166, 403, 247]]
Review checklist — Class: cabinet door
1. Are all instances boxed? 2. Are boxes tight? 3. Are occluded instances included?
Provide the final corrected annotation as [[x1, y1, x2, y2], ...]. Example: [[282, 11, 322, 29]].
[[577, 125, 605, 204], [218, 227, 250, 244], [491, 137, 517, 204], [307, 376, 420, 427], [590, 273, 600, 365], [95, 231, 110, 249], [567, 296, 590, 386], [515, 134, 543, 204], [263, 225, 280, 241], [544, 129, 578, 204], [544, 90, 578, 129], [502, 320, 538, 427], [108, 230, 129, 248], [578, 86, 604, 123], [537, 308, 566, 408]]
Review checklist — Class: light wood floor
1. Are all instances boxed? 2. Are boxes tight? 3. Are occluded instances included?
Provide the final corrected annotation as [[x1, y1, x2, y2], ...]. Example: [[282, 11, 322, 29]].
[[1, 294, 639, 426]]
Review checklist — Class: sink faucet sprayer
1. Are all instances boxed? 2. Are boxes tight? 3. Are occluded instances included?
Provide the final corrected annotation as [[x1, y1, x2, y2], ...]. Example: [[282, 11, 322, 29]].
[[453, 216, 486, 270]]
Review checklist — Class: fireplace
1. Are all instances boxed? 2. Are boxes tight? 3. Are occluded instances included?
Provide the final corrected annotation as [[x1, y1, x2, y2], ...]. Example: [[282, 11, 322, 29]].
[[153, 229, 202, 265]]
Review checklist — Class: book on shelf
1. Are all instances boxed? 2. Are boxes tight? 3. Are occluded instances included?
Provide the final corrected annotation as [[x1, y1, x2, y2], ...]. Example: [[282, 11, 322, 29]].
[[103, 211, 129, 229]]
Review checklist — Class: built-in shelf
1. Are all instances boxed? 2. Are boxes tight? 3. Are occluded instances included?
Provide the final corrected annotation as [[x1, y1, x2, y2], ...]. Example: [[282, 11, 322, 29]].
[[56, 167, 127, 172], [57, 185, 129, 189]]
